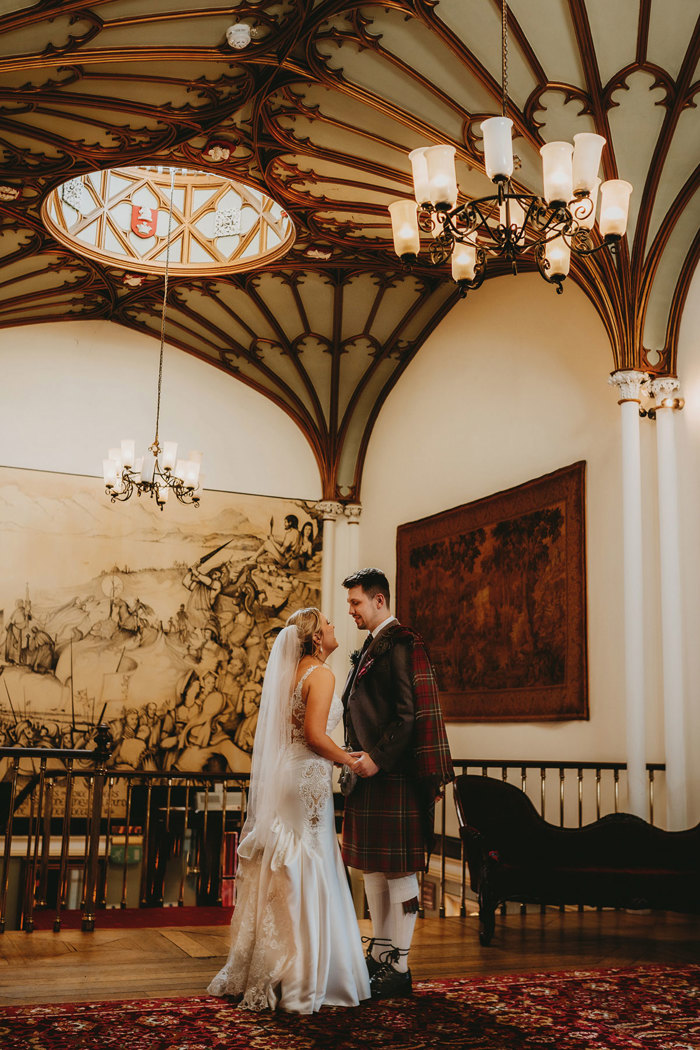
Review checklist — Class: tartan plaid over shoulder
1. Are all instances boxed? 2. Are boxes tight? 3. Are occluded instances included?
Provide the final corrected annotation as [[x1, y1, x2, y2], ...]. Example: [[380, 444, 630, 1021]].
[[342, 623, 453, 872]]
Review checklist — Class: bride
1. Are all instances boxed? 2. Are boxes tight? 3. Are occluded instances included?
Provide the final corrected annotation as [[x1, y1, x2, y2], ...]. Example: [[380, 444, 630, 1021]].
[[208, 608, 371, 1013]]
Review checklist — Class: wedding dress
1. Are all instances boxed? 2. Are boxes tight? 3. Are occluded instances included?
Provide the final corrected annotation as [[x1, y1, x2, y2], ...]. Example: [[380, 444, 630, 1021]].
[[208, 650, 370, 1014]]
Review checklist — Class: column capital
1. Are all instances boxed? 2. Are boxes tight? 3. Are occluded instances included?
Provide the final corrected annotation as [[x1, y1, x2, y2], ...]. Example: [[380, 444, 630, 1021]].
[[649, 375, 680, 405], [609, 370, 649, 403], [344, 503, 362, 524], [317, 500, 344, 520]]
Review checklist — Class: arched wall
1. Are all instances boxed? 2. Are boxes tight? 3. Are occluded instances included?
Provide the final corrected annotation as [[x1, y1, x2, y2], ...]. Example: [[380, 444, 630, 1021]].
[[357, 272, 692, 812], [0, 320, 321, 499]]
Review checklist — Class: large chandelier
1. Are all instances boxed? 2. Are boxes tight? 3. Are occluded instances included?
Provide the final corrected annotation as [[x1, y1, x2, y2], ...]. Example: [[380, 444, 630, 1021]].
[[102, 168, 202, 510], [388, 0, 632, 295]]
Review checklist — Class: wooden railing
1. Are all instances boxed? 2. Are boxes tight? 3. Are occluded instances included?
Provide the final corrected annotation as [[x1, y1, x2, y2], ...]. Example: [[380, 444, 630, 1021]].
[[0, 742, 666, 932]]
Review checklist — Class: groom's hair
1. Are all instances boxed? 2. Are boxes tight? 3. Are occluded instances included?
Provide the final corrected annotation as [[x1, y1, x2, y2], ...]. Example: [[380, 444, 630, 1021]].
[[342, 567, 390, 606]]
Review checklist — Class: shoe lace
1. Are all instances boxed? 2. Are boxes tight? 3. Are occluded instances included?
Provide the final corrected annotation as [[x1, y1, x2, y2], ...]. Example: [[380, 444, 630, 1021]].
[[362, 935, 392, 960]]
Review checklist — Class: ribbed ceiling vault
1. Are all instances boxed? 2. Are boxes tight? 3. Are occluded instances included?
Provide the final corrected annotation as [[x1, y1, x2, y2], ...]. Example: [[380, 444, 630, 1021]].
[[0, 1, 697, 498]]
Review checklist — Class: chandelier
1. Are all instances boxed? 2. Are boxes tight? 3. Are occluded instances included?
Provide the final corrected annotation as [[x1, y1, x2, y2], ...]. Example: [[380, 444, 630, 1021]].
[[388, 0, 632, 295], [102, 168, 202, 510]]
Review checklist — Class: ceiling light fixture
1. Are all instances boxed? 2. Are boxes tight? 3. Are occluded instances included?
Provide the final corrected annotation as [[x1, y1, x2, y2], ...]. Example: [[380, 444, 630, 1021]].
[[102, 168, 202, 510], [388, 0, 632, 295]]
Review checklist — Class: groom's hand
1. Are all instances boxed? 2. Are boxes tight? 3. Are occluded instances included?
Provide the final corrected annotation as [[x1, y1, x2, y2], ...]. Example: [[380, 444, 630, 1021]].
[[348, 751, 379, 777]]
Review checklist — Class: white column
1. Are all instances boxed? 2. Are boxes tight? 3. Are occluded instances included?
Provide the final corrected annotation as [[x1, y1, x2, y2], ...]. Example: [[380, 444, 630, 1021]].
[[344, 504, 362, 575], [650, 377, 688, 829], [609, 370, 649, 818], [317, 500, 344, 616]]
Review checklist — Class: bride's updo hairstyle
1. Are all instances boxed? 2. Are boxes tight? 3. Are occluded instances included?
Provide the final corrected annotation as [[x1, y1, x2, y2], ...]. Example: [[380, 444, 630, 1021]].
[[286, 607, 323, 657]]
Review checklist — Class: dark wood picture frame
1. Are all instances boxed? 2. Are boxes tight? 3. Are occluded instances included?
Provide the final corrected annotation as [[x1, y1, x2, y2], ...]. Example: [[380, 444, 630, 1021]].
[[396, 462, 588, 722]]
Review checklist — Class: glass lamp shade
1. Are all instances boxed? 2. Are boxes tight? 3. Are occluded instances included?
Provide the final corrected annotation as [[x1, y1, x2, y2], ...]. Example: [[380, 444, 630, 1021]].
[[103, 458, 119, 487], [571, 177, 600, 230], [451, 242, 477, 282], [408, 147, 430, 206], [157, 485, 169, 504], [423, 145, 457, 208], [388, 199, 420, 257], [499, 197, 526, 230], [545, 235, 571, 277], [140, 453, 156, 485], [162, 441, 178, 471], [108, 447, 122, 470], [599, 179, 633, 237], [133, 457, 144, 481], [572, 133, 606, 195], [120, 439, 135, 469], [540, 141, 574, 205], [481, 117, 514, 180]]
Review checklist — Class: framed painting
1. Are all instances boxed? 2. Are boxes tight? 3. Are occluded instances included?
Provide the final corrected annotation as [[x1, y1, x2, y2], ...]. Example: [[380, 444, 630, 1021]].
[[396, 462, 588, 722]]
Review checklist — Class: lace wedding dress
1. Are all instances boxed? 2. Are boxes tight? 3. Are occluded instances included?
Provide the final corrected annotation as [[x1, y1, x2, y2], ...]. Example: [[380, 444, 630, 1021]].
[[207, 665, 370, 1013]]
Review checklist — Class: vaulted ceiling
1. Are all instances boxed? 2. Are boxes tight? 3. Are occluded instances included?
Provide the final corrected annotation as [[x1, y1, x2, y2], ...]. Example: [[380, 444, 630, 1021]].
[[0, 1, 697, 498]]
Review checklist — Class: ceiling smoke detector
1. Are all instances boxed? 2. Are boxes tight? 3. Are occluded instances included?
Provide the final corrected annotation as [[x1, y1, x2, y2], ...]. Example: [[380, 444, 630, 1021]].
[[226, 23, 251, 50]]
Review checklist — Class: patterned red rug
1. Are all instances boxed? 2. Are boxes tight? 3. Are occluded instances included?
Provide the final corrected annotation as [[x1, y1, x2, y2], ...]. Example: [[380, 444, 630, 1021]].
[[1, 965, 698, 1049]]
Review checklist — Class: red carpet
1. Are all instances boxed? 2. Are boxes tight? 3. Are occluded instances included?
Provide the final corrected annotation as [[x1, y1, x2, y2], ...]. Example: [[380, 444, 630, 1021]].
[[0, 965, 698, 1049], [31, 906, 233, 930]]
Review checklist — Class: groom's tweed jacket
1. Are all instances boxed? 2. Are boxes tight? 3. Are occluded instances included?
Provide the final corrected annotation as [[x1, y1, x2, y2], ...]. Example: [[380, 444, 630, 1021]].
[[341, 622, 453, 872]]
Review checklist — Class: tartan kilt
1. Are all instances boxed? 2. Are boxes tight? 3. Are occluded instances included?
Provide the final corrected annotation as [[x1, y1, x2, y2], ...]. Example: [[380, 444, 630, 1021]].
[[341, 770, 426, 873]]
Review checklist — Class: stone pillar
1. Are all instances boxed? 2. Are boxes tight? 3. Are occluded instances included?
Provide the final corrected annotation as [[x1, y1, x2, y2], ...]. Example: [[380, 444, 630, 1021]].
[[609, 369, 649, 818], [650, 377, 688, 829], [317, 500, 344, 619]]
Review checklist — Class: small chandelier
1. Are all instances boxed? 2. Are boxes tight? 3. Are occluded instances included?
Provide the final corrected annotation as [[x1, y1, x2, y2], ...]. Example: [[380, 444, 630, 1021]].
[[102, 169, 202, 510], [388, 0, 632, 295]]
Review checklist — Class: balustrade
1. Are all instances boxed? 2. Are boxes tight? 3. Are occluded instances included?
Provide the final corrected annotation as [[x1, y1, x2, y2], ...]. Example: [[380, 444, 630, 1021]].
[[0, 744, 666, 932]]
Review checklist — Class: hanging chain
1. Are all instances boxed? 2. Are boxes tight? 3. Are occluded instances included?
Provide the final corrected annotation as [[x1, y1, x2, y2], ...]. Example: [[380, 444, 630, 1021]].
[[501, 0, 508, 118], [153, 166, 176, 448]]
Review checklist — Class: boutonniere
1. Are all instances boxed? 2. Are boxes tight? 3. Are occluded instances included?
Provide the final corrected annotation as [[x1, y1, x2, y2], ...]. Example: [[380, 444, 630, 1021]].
[[350, 649, 361, 667], [357, 656, 374, 680]]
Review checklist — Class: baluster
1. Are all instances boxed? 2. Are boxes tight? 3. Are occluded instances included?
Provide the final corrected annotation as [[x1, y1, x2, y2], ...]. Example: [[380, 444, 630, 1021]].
[[459, 788, 467, 919], [218, 778, 228, 907], [100, 777, 114, 908], [418, 869, 425, 919], [203, 782, 211, 898], [178, 780, 190, 907], [559, 768, 565, 827], [648, 768, 655, 826], [520, 766, 527, 915], [595, 768, 601, 820], [81, 774, 94, 909], [161, 777, 173, 906], [0, 756, 18, 933], [82, 727, 110, 931], [614, 768, 620, 813], [54, 762, 74, 931], [37, 774, 54, 908], [540, 767, 546, 916], [139, 779, 153, 906], [439, 790, 446, 918], [25, 756, 48, 932], [121, 779, 133, 909], [577, 768, 583, 827]]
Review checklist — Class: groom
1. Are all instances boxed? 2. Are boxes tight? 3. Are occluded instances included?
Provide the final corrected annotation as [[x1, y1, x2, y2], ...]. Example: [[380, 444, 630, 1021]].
[[341, 567, 453, 999]]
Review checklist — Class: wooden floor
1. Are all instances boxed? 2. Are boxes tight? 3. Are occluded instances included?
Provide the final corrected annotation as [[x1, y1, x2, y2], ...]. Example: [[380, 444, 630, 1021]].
[[0, 911, 698, 1006]]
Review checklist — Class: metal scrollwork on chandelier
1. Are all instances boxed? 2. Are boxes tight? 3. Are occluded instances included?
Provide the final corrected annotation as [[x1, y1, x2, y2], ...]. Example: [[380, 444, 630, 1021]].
[[102, 169, 202, 510], [388, 0, 632, 296]]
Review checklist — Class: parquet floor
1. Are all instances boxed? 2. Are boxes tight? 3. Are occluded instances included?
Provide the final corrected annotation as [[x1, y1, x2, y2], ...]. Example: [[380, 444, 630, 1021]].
[[1, 910, 698, 1006]]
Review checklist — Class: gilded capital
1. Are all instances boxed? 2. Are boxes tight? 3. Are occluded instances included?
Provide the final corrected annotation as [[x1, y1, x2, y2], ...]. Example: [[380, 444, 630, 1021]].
[[609, 370, 649, 403], [344, 504, 362, 524], [317, 500, 344, 520]]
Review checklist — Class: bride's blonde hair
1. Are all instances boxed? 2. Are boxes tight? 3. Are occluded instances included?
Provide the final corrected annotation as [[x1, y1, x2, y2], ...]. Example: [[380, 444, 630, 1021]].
[[286, 607, 323, 657]]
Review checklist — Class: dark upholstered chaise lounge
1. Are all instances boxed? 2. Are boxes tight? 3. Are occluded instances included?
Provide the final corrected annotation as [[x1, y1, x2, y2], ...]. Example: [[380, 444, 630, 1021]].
[[453, 773, 700, 945]]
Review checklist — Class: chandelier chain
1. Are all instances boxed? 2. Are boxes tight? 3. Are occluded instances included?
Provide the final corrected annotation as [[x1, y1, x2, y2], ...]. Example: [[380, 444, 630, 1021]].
[[501, 0, 508, 118], [154, 167, 175, 448]]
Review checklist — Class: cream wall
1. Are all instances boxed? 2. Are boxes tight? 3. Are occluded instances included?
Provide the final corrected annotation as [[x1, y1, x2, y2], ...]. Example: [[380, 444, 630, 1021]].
[[0, 320, 321, 499], [357, 272, 697, 816]]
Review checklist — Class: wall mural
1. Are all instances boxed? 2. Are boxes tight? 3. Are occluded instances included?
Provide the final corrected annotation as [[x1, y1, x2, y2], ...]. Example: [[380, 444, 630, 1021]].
[[0, 466, 322, 777]]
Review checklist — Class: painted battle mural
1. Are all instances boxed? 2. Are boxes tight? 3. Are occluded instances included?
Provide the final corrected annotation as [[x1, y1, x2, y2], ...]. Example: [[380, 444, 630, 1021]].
[[0, 466, 322, 776]]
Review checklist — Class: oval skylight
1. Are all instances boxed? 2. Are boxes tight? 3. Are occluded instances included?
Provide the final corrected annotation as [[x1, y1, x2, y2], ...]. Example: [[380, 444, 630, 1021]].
[[42, 166, 295, 275]]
